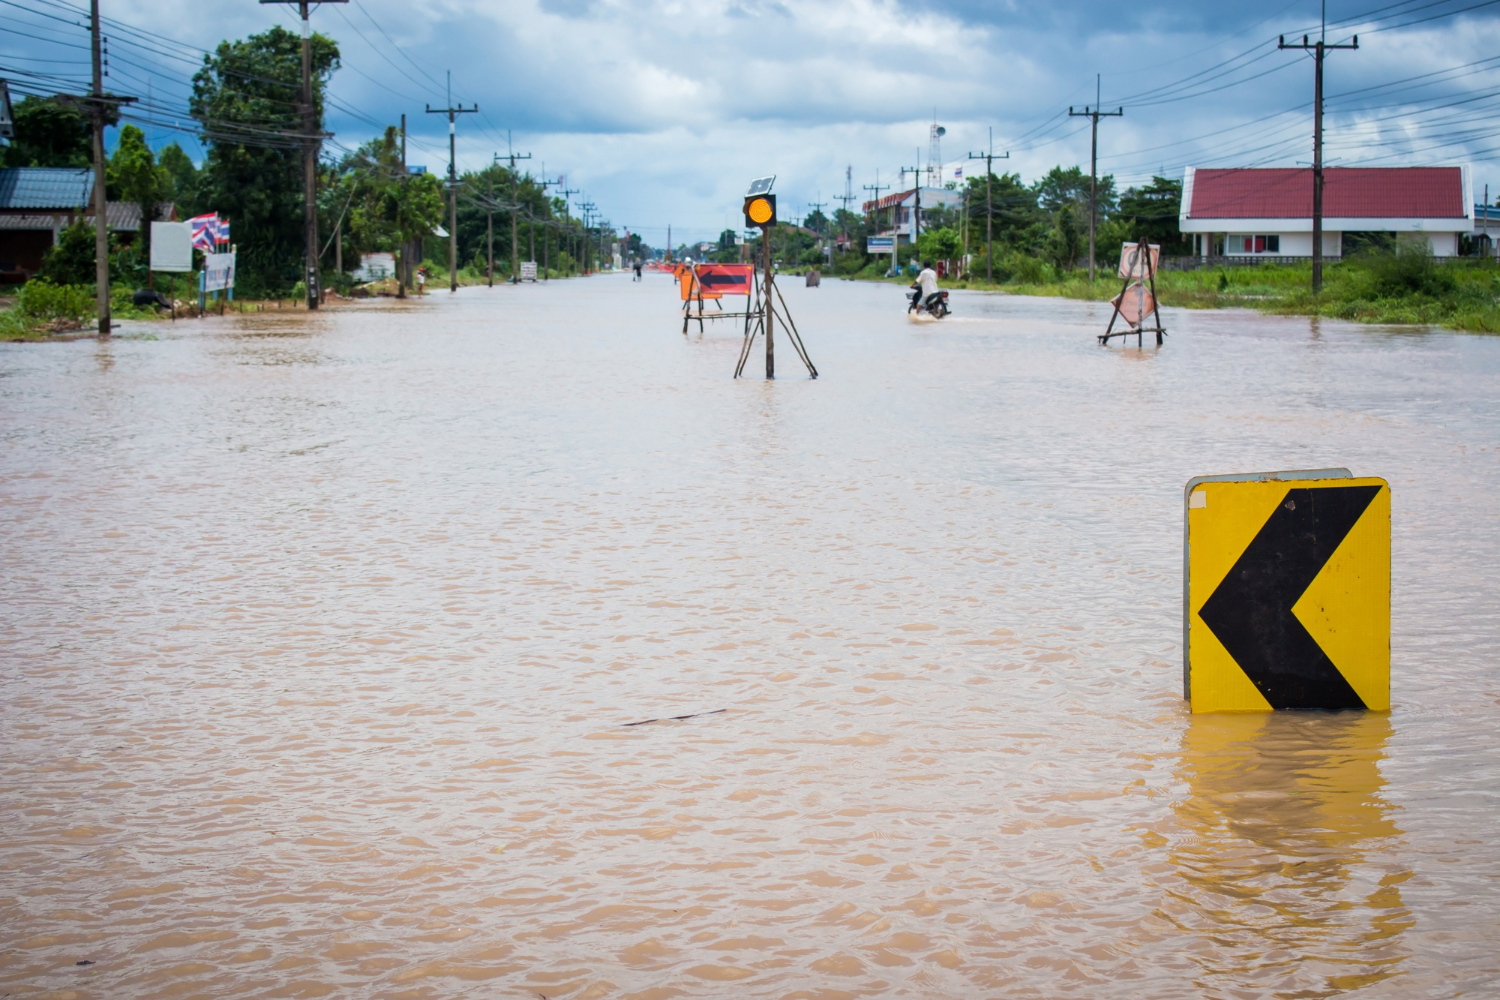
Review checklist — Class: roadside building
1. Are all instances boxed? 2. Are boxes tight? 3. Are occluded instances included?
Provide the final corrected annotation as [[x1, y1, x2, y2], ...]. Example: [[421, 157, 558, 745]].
[[0, 166, 174, 282], [1179, 165, 1472, 259], [861, 186, 964, 247]]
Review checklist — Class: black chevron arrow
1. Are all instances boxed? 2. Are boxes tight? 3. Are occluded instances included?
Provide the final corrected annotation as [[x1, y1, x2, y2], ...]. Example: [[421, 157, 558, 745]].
[[698, 272, 748, 287], [1198, 484, 1381, 710]]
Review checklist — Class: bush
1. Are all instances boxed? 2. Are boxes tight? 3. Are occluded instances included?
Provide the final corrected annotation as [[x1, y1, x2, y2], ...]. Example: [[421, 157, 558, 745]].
[[39, 221, 103, 287], [998, 250, 1053, 285], [18, 278, 94, 321], [1356, 241, 1456, 299]]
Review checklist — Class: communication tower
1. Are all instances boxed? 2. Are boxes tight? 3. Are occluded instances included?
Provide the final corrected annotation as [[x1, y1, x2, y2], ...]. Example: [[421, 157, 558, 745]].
[[927, 119, 946, 188]]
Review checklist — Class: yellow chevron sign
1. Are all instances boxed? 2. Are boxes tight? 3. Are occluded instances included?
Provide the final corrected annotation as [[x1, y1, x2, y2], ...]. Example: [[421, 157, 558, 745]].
[[1184, 470, 1390, 713]]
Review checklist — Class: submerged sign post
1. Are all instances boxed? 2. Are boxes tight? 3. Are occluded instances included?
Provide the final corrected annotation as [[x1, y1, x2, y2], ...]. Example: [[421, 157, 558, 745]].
[[1184, 469, 1390, 713]]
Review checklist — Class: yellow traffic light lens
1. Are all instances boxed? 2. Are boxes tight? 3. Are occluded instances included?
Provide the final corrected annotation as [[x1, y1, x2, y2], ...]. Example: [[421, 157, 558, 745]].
[[747, 197, 773, 225]]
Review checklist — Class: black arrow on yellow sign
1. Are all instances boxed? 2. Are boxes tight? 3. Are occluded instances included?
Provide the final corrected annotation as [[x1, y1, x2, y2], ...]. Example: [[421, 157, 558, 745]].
[[1198, 485, 1382, 709]]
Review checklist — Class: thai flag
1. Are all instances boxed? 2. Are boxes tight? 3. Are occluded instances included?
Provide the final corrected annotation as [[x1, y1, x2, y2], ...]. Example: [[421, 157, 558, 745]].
[[214, 217, 230, 244], [188, 212, 218, 251], [954, 167, 963, 179]]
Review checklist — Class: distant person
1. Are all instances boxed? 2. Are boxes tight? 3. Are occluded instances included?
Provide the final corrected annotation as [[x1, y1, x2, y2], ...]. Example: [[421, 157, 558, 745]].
[[633, 260, 643, 281], [915, 259, 940, 311], [416, 268, 426, 296]]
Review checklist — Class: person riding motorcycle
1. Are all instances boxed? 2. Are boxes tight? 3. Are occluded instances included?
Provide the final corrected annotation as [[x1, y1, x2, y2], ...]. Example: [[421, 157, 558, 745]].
[[909, 259, 946, 316]]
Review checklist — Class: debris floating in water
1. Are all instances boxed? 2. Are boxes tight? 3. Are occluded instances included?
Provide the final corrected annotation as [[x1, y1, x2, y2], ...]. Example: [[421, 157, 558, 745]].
[[622, 709, 726, 727]]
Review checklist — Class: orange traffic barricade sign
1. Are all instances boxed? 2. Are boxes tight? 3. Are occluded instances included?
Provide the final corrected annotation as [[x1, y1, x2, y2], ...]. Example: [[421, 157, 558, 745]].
[[678, 263, 752, 301]]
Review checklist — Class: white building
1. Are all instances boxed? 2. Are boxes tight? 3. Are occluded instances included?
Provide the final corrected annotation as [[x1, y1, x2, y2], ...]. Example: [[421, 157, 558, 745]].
[[1179, 166, 1472, 258], [861, 186, 965, 246]]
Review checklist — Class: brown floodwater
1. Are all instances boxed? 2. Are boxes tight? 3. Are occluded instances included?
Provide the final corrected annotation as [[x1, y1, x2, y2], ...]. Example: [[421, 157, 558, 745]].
[[2, 275, 1498, 999]]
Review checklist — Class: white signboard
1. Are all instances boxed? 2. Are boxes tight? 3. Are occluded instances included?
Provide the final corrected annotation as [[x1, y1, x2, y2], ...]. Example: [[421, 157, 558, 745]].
[[149, 221, 193, 272], [520, 261, 537, 281], [204, 251, 236, 291], [866, 236, 894, 252], [353, 252, 395, 283]]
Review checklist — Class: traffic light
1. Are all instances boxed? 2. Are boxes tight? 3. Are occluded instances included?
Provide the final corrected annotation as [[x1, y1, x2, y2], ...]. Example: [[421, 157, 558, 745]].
[[744, 193, 777, 229]]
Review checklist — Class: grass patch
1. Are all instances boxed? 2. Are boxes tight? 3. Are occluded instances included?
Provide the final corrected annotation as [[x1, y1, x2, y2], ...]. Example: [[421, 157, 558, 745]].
[[935, 251, 1500, 334]]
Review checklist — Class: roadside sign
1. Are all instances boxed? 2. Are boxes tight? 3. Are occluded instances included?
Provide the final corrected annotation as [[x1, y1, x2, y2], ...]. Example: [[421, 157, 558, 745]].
[[149, 221, 193, 273], [1185, 470, 1390, 713], [1118, 241, 1160, 280], [520, 261, 537, 281], [866, 236, 894, 251], [204, 251, 236, 291], [677, 263, 752, 301]]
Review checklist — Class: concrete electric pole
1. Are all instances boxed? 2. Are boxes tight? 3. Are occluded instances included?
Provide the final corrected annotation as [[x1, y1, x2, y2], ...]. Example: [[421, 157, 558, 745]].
[[967, 127, 1010, 284], [1280, 4, 1357, 294], [1069, 76, 1122, 282], [427, 74, 477, 293], [261, 0, 345, 309], [499, 133, 532, 283]]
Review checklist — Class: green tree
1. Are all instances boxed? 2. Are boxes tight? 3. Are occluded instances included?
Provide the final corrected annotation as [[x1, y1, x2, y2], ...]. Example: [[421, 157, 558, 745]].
[[330, 126, 406, 262], [1109, 175, 1189, 254], [392, 172, 443, 276], [1, 96, 103, 168], [1033, 165, 1115, 217], [108, 124, 170, 262], [190, 25, 340, 293], [916, 226, 961, 263], [965, 172, 1043, 248], [157, 143, 201, 213], [1046, 205, 1082, 273]]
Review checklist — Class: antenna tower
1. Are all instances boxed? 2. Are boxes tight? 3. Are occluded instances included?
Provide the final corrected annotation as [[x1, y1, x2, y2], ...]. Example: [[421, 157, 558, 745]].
[[927, 116, 946, 188]]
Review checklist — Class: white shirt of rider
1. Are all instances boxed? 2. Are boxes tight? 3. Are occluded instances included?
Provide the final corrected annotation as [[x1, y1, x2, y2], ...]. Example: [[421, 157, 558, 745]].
[[918, 267, 938, 299]]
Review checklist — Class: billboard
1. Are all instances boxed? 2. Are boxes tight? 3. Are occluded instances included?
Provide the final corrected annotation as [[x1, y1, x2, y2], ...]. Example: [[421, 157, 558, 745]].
[[149, 221, 193, 272]]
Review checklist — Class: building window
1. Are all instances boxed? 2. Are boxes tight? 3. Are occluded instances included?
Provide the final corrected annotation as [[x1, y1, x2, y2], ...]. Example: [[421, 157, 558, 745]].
[[1229, 234, 1281, 254]]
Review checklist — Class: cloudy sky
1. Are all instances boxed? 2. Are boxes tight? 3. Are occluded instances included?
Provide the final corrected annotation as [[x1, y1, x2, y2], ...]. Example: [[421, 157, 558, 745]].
[[6, 0, 1500, 245]]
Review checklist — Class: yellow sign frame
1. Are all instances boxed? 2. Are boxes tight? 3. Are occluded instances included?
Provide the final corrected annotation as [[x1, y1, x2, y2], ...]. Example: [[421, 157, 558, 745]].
[[1184, 469, 1390, 713]]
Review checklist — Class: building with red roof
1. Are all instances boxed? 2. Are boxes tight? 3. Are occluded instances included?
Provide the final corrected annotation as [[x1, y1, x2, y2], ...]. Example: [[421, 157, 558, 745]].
[[1178, 165, 1472, 258]]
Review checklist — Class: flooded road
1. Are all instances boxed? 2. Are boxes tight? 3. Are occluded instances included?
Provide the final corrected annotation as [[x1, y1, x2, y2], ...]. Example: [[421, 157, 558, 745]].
[[2, 275, 1498, 998]]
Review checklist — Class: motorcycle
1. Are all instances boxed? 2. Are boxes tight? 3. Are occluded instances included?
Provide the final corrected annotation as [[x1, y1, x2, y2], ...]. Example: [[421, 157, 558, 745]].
[[908, 283, 950, 318]]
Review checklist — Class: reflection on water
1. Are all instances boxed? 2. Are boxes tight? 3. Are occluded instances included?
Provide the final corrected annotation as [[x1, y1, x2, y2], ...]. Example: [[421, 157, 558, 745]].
[[1, 277, 1498, 997], [1169, 714, 1411, 998]]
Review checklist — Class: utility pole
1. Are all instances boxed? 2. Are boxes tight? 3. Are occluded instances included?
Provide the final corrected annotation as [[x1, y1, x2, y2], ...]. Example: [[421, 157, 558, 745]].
[[900, 156, 922, 264], [80, 0, 134, 334], [559, 185, 579, 274], [486, 169, 495, 287], [1280, 4, 1356, 294], [862, 173, 888, 225], [1069, 76, 1122, 282], [537, 168, 561, 280], [968, 126, 1010, 284], [579, 202, 596, 273], [261, 0, 345, 309], [426, 73, 477, 293], [808, 198, 826, 239], [499, 132, 532, 283], [839, 164, 855, 251], [399, 113, 408, 297], [863, 172, 889, 272]]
